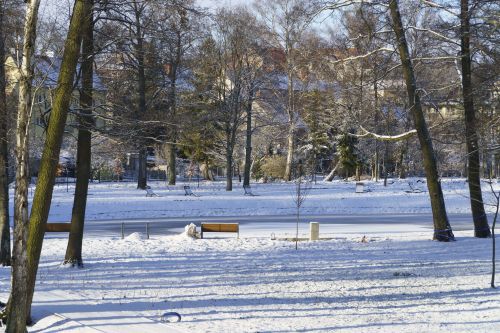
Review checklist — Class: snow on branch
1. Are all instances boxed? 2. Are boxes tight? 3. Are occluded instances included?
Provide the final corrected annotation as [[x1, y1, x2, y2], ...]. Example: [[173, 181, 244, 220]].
[[406, 26, 460, 46], [420, 0, 459, 17], [330, 48, 395, 65], [412, 56, 460, 62], [352, 126, 417, 142]]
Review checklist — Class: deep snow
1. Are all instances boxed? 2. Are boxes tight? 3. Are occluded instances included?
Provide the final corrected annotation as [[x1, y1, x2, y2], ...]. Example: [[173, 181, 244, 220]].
[[0, 178, 499, 332]]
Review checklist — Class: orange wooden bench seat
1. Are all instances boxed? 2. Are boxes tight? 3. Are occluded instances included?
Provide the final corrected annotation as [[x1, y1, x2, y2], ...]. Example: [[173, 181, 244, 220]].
[[200, 223, 239, 239], [45, 223, 71, 232]]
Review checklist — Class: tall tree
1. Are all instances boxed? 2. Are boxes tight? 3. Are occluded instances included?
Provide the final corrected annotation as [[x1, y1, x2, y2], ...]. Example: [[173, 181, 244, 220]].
[[101, 0, 159, 190], [134, 0, 148, 190], [242, 80, 256, 187], [158, 4, 188, 186], [217, 9, 263, 191], [255, 0, 316, 181], [213, 9, 247, 191], [389, 0, 454, 241], [5, 0, 41, 330], [21, 0, 87, 322], [0, 0, 10, 267], [460, 0, 491, 238], [64, 0, 94, 267], [240, 15, 264, 187]]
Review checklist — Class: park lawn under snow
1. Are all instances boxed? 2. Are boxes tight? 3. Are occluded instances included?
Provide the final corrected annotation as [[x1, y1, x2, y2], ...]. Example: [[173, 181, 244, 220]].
[[1, 178, 499, 332], [15, 177, 500, 222], [1, 230, 499, 332]]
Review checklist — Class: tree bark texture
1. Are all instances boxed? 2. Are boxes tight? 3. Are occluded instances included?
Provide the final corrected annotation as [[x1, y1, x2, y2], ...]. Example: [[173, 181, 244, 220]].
[[284, 43, 295, 182], [243, 91, 254, 187], [225, 109, 238, 192], [226, 147, 233, 191], [284, 126, 295, 181], [460, 0, 490, 238], [137, 148, 147, 189], [166, 143, 176, 185], [6, 0, 41, 330], [24, 0, 87, 320], [389, 0, 454, 241], [0, 0, 10, 267], [374, 80, 380, 182], [166, 54, 178, 186], [135, 5, 147, 190], [64, 0, 94, 267]]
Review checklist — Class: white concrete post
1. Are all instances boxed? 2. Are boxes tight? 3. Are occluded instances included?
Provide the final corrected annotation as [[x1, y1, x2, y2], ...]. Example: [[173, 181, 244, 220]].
[[310, 222, 319, 241]]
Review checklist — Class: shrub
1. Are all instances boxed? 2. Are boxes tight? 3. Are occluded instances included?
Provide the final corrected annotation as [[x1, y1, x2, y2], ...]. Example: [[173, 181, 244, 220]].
[[261, 155, 287, 180]]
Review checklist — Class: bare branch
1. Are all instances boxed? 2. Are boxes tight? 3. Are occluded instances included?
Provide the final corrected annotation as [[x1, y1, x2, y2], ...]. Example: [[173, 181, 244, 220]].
[[420, 0, 459, 17], [406, 26, 460, 46]]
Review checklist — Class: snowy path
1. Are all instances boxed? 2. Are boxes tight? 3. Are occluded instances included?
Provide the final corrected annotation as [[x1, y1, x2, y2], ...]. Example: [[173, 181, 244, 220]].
[[71, 213, 479, 239]]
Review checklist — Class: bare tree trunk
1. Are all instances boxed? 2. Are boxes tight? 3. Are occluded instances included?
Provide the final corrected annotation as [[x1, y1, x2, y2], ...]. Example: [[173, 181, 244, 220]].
[[383, 142, 389, 186], [0, 0, 10, 267], [166, 66, 177, 186], [64, 0, 94, 267], [374, 80, 379, 182], [460, 0, 491, 238], [284, 126, 295, 181], [398, 142, 407, 179], [135, 2, 147, 190], [201, 161, 213, 181], [165, 73, 176, 186], [226, 147, 233, 191], [5, 0, 41, 330], [324, 160, 340, 182], [137, 148, 147, 189], [243, 93, 254, 187], [23, 0, 87, 321], [284, 52, 295, 181], [166, 143, 176, 185], [491, 188, 498, 288], [389, 0, 454, 241]]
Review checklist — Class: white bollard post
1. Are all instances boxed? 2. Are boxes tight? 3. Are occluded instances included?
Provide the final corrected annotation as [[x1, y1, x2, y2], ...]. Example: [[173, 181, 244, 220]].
[[310, 222, 319, 241]]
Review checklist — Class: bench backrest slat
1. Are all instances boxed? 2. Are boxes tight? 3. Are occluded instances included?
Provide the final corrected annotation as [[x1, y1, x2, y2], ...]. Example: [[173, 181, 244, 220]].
[[201, 223, 239, 233], [46, 223, 71, 232]]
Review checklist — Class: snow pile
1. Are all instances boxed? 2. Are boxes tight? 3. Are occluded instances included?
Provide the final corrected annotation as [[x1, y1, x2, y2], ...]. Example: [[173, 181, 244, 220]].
[[123, 232, 146, 241], [184, 223, 198, 238]]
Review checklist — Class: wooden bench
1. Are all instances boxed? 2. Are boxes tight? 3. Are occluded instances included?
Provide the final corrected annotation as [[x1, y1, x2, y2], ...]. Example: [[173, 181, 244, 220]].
[[200, 223, 239, 239], [184, 185, 199, 197], [45, 223, 71, 232]]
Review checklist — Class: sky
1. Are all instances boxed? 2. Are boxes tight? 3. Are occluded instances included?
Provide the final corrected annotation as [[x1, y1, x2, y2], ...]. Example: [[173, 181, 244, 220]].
[[197, 0, 250, 9]]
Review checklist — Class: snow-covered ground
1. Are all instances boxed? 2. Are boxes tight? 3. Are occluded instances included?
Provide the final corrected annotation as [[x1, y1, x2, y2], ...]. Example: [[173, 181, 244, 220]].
[[15, 177, 500, 222], [1, 230, 499, 332], [1, 178, 499, 332]]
